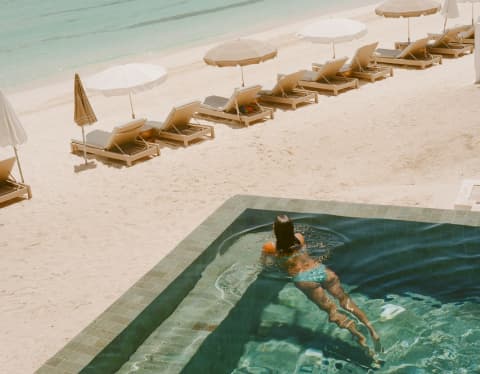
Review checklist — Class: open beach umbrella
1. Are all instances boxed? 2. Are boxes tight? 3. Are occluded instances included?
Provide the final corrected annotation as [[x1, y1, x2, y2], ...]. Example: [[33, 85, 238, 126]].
[[442, 0, 460, 31], [0, 89, 27, 183], [74, 73, 97, 165], [85, 63, 167, 119], [298, 18, 368, 58], [375, 0, 441, 42], [204, 39, 277, 87], [458, 0, 480, 25]]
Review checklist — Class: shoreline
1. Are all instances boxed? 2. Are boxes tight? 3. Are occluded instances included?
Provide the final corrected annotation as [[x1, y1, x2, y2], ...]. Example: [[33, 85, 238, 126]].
[[5, 2, 380, 110]]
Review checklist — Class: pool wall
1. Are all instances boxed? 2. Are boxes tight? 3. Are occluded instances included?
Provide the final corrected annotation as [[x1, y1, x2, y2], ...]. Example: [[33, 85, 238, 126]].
[[35, 195, 480, 374]]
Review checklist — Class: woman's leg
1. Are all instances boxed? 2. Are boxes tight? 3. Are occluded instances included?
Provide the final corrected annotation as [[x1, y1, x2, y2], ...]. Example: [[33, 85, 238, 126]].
[[295, 281, 369, 349], [324, 270, 381, 352]]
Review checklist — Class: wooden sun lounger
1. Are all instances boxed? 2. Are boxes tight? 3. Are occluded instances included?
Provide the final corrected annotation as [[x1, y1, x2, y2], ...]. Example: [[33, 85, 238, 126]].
[[373, 37, 442, 69], [426, 26, 473, 57], [146, 101, 214, 147], [70, 118, 160, 166], [193, 85, 274, 127], [0, 157, 32, 205], [258, 70, 318, 109], [320, 42, 393, 83], [458, 26, 474, 45], [299, 57, 359, 96]]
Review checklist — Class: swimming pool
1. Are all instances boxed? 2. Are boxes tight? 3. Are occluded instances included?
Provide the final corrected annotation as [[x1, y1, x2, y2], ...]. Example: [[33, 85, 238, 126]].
[[37, 196, 480, 374]]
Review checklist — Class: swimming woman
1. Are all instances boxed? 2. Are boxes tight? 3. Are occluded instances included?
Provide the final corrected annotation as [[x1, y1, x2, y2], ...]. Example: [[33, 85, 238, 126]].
[[262, 214, 381, 354]]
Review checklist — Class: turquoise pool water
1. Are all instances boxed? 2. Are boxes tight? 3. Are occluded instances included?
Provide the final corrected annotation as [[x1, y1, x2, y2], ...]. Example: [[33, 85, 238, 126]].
[[107, 210, 480, 373]]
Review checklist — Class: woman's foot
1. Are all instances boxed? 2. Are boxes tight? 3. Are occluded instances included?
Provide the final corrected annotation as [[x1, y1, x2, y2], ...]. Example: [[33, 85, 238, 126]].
[[373, 336, 383, 353]]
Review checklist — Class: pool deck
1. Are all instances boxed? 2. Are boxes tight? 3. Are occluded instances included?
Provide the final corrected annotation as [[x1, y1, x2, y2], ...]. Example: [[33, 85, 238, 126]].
[[35, 195, 480, 373]]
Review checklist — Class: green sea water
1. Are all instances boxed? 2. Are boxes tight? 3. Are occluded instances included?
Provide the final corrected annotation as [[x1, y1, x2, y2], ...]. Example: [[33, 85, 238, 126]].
[[0, 0, 377, 90]]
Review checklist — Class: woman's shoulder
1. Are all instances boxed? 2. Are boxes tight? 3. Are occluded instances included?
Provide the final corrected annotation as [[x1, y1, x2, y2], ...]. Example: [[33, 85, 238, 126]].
[[295, 233, 305, 246]]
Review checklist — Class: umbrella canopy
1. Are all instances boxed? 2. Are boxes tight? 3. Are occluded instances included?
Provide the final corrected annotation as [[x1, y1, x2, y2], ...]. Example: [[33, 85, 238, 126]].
[[74, 73, 97, 126], [376, 0, 441, 42], [74, 73, 97, 165], [298, 18, 368, 58], [0, 89, 27, 182], [442, 0, 460, 30], [204, 39, 277, 86], [458, 0, 480, 24], [85, 63, 167, 118], [375, 0, 441, 17]]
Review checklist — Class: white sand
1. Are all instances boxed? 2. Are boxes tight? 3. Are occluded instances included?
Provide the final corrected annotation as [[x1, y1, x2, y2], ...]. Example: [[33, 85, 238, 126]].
[[1, 3, 480, 372]]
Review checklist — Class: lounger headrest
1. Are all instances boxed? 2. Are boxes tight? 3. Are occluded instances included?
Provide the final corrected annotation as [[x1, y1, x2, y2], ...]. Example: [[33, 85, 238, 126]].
[[313, 57, 348, 79], [162, 100, 201, 129], [350, 42, 378, 71], [270, 70, 305, 95], [0, 157, 16, 181], [223, 85, 262, 111], [114, 118, 146, 133]]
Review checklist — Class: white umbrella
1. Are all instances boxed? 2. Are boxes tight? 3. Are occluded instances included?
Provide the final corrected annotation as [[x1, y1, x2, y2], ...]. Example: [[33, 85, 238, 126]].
[[0, 89, 27, 183], [298, 18, 368, 58], [85, 63, 167, 119], [442, 0, 460, 31], [458, 0, 480, 25]]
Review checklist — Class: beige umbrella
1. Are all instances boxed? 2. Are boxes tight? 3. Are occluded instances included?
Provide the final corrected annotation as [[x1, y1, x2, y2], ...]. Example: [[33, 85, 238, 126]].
[[376, 0, 441, 42], [204, 39, 277, 87], [74, 73, 97, 165]]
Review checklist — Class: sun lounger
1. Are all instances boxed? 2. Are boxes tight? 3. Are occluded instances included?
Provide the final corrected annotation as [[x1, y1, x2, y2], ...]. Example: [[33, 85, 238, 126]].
[[70, 118, 160, 166], [426, 26, 473, 57], [454, 179, 480, 211], [193, 85, 274, 127], [316, 42, 393, 83], [146, 101, 215, 147], [258, 71, 318, 109], [299, 57, 359, 96], [0, 157, 31, 204], [373, 37, 442, 69], [458, 26, 474, 45]]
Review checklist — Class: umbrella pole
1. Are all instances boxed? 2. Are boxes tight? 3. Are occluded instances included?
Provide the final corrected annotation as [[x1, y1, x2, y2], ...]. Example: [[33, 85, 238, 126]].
[[332, 42, 336, 59], [13, 146, 25, 183], [241, 66, 245, 87], [408, 18, 411, 43], [129, 92, 135, 119], [443, 15, 448, 33], [82, 126, 88, 165], [473, 3, 475, 26]]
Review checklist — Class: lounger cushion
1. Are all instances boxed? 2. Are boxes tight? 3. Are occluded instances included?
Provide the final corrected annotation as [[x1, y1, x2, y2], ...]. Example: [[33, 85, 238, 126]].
[[83, 130, 113, 149], [202, 95, 230, 111], [375, 48, 402, 58]]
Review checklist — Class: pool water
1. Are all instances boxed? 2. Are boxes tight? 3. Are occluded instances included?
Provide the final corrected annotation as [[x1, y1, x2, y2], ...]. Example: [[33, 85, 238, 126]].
[[116, 213, 480, 373]]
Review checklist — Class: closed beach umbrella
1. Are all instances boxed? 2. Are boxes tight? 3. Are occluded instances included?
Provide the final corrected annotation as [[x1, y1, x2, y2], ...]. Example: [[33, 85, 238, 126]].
[[376, 0, 441, 42], [204, 39, 277, 87], [442, 0, 460, 31], [475, 18, 480, 82], [0, 89, 27, 183], [74, 73, 97, 165], [458, 0, 480, 25], [85, 63, 167, 119], [298, 18, 368, 58]]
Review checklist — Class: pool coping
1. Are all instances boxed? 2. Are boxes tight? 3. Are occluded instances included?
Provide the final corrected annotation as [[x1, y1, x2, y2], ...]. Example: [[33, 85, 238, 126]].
[[35, 195, 480, 373]]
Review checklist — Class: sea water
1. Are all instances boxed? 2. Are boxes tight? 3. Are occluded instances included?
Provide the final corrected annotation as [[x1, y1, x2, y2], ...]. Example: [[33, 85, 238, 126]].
[[0, 0, 377, 90]]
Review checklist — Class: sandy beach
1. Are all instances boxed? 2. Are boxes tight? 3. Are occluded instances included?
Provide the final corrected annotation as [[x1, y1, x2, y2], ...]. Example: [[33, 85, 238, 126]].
[[1, 2, 480, 372]]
